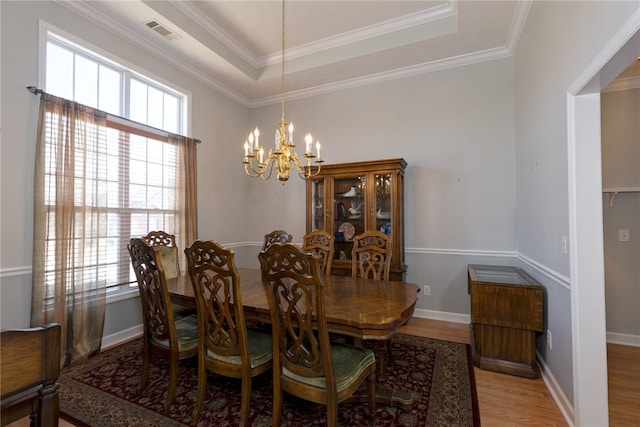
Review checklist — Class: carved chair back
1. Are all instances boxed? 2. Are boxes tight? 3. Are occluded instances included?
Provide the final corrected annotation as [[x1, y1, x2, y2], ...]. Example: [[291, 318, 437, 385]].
[[262, 229, 293, 251], [143, 230, 180, 279], [351, 231, 392, 281], [302, 230, 335, 275], [129, 238, 175, 342]]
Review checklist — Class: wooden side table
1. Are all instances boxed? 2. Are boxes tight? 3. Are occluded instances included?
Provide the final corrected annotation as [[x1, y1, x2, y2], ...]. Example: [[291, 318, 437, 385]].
[[468, 264, 544, 378]]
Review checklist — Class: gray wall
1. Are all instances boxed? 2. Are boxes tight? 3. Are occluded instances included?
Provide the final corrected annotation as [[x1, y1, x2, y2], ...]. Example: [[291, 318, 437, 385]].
[[2, 1, 640, 424], [601, 88, 640, 339]]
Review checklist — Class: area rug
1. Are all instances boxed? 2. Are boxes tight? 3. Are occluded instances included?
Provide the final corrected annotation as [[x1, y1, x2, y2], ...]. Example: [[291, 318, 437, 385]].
[[59, 334, 480, 426]]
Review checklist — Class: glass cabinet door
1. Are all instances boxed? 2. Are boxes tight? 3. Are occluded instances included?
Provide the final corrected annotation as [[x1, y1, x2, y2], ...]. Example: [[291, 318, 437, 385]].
[[374, 173, 392, 237], [332, 175, 365, 263], [310, 178, 325, 231]]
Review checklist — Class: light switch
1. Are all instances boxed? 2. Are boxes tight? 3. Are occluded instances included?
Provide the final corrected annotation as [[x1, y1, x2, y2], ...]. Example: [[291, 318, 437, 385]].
[[618, 229, 630, 242]]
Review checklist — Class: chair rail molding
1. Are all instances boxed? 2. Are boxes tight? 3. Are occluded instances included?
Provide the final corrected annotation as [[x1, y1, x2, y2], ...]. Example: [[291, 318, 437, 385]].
[[0, 266, 32, 278]]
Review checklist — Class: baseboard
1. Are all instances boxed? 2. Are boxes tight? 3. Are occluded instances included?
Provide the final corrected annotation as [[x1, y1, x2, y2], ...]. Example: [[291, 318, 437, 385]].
[[101, 324, 143, 350], [607, 331, 640, 347], [412, 308, 470, 324], [536, 351, 575, 427]]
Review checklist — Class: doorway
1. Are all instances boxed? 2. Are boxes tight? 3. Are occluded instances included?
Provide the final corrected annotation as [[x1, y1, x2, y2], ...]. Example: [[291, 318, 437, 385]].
[[568, 22, 639, 426]]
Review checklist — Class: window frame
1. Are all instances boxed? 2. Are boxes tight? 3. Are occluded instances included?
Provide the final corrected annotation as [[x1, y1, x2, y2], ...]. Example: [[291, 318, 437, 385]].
[[39, 21, 192, 299]]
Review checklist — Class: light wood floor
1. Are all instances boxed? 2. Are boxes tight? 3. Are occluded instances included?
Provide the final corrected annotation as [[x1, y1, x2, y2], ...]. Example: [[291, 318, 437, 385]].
[[400, 317, 640, 427], [8, 317, 638, 426], [606, 342, 640, 426]]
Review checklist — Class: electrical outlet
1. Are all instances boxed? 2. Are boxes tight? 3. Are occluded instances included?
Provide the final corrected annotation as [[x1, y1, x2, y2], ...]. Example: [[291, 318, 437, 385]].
[[423, 285, 431, 296], [547, 330, 552, 350]]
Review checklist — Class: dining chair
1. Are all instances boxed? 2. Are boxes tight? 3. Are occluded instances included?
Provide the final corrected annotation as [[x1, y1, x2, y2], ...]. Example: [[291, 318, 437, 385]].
[[261, 229, 293, 250], [259, 242, 376, 427], [351, 230, 392, 281], [351, 230, 393, 372], [143, 230, 180, 279], [302, 230, 335, 276], [184, 240, 273, 425], [127, 237, 199, 415]]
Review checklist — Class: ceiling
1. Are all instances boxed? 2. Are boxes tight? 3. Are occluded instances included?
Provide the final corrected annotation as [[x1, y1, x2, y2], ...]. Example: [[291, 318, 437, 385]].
[[56, 1, 637, 107]]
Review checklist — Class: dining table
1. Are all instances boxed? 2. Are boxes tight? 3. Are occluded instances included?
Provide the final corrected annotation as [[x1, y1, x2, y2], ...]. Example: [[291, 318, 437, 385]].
[[166, 267, 420, 411]]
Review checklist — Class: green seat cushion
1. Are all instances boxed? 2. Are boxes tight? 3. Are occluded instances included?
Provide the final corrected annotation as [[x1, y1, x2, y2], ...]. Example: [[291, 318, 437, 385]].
[[150, 313, 199, 352], [282, 344, 375, 392], [207, 329, 273, 368], [153, 246, 180, 279]]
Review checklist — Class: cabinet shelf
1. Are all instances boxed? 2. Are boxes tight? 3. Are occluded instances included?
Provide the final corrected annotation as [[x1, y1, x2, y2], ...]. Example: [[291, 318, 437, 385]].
[[603, 187, 640, 207]]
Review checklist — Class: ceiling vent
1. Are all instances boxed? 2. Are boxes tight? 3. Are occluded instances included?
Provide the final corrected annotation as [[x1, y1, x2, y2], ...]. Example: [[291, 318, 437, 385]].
[[144, 19, 180, 40]]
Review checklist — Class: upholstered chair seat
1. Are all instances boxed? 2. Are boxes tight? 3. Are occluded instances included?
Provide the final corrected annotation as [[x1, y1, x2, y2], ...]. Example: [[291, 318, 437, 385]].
[[149, 314, 199, 351], [282, 344, 376, 392], [206, 328, 273, 368]]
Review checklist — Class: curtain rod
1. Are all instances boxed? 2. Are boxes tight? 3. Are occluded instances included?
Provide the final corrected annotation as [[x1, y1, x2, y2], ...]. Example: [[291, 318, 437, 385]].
[[26, 86, 201, 144]]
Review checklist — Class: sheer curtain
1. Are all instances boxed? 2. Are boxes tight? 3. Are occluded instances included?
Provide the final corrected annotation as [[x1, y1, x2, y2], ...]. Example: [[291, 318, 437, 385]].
[[31, 93, 198, 366], [31, 93, 108, 365]]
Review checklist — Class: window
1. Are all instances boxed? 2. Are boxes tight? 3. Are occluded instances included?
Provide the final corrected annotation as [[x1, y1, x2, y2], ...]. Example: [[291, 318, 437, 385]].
[[43, 32, 189, 293], [46, 33, 183, 132]]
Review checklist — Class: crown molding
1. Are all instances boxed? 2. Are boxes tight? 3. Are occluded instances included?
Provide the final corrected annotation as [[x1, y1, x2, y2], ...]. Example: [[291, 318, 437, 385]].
[[260, 1, 458, 67], [172, 0, 457, 69], [506, 0, 533, 53], [249, 46, 513, 108]]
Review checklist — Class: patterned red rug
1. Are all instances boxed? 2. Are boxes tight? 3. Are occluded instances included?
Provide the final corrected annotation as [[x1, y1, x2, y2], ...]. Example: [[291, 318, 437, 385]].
[[59, 334, 479, 426]]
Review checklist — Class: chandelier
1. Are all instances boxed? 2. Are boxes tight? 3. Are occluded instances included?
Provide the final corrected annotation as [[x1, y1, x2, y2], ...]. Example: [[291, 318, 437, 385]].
[[242, 0, 323, 182]]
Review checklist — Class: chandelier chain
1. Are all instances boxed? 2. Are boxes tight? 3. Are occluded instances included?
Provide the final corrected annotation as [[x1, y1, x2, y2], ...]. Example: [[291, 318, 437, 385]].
[[281, 0, 286, 122]]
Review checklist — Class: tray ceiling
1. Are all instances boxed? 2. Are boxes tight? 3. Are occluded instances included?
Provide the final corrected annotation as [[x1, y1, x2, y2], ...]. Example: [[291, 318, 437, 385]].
[[54, 1, 532, 106]]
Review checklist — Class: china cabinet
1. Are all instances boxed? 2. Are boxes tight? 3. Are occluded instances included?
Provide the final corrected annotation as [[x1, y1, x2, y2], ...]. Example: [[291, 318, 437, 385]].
[[306, 158, 407, 280]]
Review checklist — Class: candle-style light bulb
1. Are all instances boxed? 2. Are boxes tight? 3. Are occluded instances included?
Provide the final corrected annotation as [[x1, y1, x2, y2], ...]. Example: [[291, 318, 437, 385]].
[[253, 127, 259, 148], [305, 133, 312, 153], [248, 132, 255, 152], [259, 147, 264, 164], [244, 140, 249, 156], [288, 123, 293, 142], [316, 141, 321, 160]]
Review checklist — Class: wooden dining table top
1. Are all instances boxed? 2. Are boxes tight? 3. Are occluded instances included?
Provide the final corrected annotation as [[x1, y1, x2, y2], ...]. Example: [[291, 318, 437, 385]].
[[166, 268, 420, 341]]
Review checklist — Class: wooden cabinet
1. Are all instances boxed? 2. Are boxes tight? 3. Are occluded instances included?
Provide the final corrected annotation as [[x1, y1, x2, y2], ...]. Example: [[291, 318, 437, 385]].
[[306, 159, 407, 280], [468, 264, 544, 378]]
